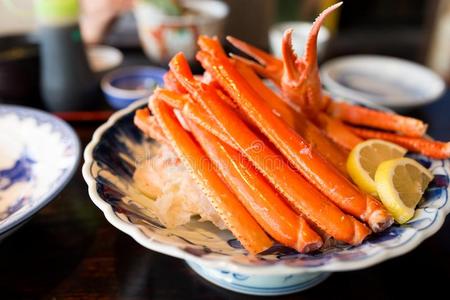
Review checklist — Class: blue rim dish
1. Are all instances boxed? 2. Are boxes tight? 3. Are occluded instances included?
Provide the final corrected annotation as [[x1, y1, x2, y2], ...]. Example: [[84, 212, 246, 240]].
[[0, 105, 80, 237]]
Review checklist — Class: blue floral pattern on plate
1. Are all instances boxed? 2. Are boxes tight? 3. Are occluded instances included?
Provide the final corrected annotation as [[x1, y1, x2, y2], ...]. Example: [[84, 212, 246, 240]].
[[0, 105, 80, 239], [83, 99, 450, 274]]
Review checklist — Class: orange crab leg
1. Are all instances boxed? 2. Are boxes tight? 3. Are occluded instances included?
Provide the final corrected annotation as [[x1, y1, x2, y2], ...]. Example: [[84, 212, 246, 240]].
[[349, 126, 450, 159], [228, 4, 341, 117], [226, 36, 283, 86], [134, 108, 169, 145], [233, 59, 349, 173], [136, 106, 321, 251], [188, 120, 323, 252], [183, 102, 238, 149], [163, 70, 187, 93], [170, 52, 370, 245], [150, 97, 272, 254], [154, 88, 238, 149], [153, 88, 188, 109], [197, 36, 392, 232], [231, 58, 299, 121], [315, 112, 363, 151], [213, 85, 238, 109], [327, 101, 428, 137]]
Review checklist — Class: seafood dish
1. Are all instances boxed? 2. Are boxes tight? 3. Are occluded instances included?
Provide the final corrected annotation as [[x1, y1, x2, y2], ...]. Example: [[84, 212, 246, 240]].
[[131, 2, 449, 255]]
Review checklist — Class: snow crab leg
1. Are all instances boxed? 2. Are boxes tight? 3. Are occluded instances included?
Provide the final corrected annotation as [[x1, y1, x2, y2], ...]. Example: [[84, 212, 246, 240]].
[[188, 120, 323, 252], [197, 36, 393, 232], [134, 107, 168, 145], [136, 104, 321, 252], [226, 3, 429, 139], [226, 36, 283, 86], [163, 70, 187, 93], [327, 101, 428, 137], [153, 88, 238, 149], [315, 112, 363, 151], [169, 52, 371, 244], [150, 97, 273, 254], [232, 58, 349, 173]]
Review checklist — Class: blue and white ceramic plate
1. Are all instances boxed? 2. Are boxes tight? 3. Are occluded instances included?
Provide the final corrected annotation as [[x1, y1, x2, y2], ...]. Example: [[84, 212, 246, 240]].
[[0, 105, 80, 240], [320, 55, 445, 110], [83, 99, 450, 296]]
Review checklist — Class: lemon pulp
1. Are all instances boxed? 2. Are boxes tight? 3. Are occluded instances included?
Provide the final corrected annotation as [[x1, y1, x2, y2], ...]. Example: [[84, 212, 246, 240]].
[[375, 157, 433, 224], [347, 139, 407, 196]]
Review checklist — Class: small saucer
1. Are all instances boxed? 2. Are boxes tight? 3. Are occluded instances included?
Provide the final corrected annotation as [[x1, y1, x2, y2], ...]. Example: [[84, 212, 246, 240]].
[[101, 66, 166, 110], [320, 55, 445, 110]]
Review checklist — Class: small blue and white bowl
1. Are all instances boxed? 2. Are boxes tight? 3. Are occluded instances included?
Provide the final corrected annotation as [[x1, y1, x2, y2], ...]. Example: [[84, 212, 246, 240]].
[[0, 105, 80, 241], [101, 66, 166, 110], [83, 99, 450, 296], [320, 55, 446, 110]]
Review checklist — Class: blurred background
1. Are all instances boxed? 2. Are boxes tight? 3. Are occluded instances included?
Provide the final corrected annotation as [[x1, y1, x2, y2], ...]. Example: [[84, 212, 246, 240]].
[[0, 0, 448, 111]]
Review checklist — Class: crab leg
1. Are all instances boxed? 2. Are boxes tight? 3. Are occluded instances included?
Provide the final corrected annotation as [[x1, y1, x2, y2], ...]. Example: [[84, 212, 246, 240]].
[[188, 120, 323, 252], [134, 108, 169, 145], [226, 36, 283, 86], [227, 41, 361, 153], [232, 58, 349, 173], [163, 70, 187, 93], [315, 112, 363, 151], [153, 87, 189, 109], [154, 87, 238, 149], [230, 35, 428, 139], [227, 4, 363, 148], [327, 101, 428, 137], [227, 4, 428, 141], [197, 37, 393, 232], [169, 52, 371, 245], [230, 58, 299, 117], [150, 97, 273, 254], [349, 126, 450, 159], [136, 105, 323, 251]]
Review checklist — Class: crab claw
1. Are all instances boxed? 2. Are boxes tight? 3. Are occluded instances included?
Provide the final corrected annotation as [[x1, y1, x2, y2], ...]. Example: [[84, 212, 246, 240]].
[[280, 2, 342, 116], [226, 36, 283, 85], [305, 2, 342, 67], [281, 29, 302, 83]]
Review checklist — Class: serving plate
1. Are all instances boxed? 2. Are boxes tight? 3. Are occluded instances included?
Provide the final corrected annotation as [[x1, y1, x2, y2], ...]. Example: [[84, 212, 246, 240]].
[[0, 105, 80, 240], [83, 99, 450, 296], [320, 55, 445, 110]]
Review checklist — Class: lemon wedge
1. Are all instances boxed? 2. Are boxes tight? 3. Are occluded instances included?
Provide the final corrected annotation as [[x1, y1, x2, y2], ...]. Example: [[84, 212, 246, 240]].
[[347, 139, 407, 196], [375, 157, 433, 224]]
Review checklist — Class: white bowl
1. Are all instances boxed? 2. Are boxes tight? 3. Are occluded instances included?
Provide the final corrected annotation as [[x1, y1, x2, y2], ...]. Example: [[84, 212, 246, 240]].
[[83, 98, 450, 295], [134, 0, 229, 63], [320, 55, 446, 110], [269, 21, 330, 60], [0, 105, 80, 240]]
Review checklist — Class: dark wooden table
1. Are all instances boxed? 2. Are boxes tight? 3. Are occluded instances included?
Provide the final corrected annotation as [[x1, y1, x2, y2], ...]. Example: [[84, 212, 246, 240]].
[[1, 40, 449, 298]]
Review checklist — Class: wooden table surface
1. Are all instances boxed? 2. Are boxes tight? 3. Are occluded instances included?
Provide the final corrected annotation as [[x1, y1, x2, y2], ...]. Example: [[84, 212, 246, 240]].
[[1, 65, 449, 299]]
